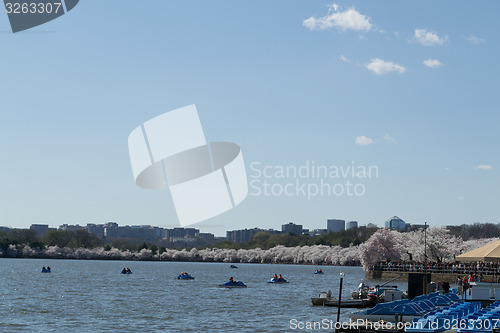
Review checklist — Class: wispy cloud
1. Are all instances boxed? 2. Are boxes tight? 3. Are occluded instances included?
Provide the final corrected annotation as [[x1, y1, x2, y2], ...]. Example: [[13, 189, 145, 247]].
[[465, 34, 485, 45], [423, 59, 442, 68], [355, 136, 374, 145], [384, 134, 396, 142], [475, 165, 493, 171], [413, 29, 446, 46], [340, 54, 352, 63], [366, 58, 406, 75], [303, 5, 372, 32], [444, 168, 450, 171]]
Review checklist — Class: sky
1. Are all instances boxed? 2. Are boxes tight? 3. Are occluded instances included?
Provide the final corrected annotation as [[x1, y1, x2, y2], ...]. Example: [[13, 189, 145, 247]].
[[0, 1, 498, 236]]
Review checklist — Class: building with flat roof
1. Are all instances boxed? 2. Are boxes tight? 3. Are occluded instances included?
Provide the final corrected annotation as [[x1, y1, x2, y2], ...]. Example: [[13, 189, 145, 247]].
[[281, 222, 303, 235], [327, 219, 345, 233], [346, 221, 358, 230], [30, 224, 49, 237]]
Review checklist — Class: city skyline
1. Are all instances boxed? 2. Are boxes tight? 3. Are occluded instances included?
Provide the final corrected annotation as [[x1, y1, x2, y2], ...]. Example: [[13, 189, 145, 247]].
[[1, 1, 498, 237]]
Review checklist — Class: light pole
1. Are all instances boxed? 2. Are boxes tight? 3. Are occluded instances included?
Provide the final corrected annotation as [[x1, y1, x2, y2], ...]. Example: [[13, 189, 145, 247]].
[[336, 272, 344, 332], [424, 222, 427, 294]]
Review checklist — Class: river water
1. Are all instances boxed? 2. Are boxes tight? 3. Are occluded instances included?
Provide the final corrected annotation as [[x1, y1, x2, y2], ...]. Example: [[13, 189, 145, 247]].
[[0, 258, 405, 332]]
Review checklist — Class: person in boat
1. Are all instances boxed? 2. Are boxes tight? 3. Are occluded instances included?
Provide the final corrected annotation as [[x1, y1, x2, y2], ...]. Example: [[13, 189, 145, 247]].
[[278, 274, 283, 280], [229, 277, 235, 284], [46, 266, 51, 272], [274, 274, 278, 279], [41, 266, 47, 273], [121, 268, 127, 274], [126, 268, 131, 274]]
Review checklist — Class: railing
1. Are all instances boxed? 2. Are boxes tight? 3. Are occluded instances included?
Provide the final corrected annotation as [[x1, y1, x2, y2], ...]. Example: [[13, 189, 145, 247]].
[[368, 263, 500, 276]]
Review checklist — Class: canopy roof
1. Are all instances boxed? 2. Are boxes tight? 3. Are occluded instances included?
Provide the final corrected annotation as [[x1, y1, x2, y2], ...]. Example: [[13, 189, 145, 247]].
[[456, 239, 500, 262]]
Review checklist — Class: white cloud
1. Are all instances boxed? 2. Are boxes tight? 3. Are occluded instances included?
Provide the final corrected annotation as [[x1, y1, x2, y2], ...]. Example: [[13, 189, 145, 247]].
[[444, 168, 450, 171], [465, 35, 485, 45], [423, 59, 442, 68], [340, 54, 351, 63], [355, 136, 373, 145], [303, 6, 372, 32], [384, 134, 395, 142], [475, 165, 493, 171], [413, 29, 446, 46], [366, 58, 406, 75]]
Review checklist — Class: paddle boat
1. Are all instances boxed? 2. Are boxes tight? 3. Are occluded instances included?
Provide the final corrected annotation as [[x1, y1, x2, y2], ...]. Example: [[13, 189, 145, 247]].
[[120, 268, 132, 274], [230, 265, 238, 268], [268, 276, 289, 284], [312, 286, 404, 308], [218, 278, 247, 288], [177, 272, 194, 280], [314, 269, 324, 274]]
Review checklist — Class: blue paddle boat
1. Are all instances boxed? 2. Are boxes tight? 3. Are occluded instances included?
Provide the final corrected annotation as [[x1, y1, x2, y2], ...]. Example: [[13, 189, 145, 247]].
[[177, 272, 194, 280], [218, 278, 246, 288], [268, 277, 289, 284]]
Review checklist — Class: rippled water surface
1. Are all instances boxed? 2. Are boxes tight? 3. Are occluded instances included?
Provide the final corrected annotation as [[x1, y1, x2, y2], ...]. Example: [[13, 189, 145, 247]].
[[0, 259, 404, 332]]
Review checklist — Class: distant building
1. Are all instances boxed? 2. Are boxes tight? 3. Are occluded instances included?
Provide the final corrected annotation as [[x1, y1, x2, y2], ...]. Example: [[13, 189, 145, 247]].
[[30, 224, 49, 237], [59, 224, 85, 231], [165, 228, 199, 242], [385, 216, 409, 231], [281, 222, 303, 235], [310, 228, 328, 235], [87, 223, 105, 238], [0, 226, 10, 233], [346, 221, 358, 230], [327, 219, 345, 233], [408, 224, 428, 231], [226, 228, 276, 243], [104, 223, 165, 241]]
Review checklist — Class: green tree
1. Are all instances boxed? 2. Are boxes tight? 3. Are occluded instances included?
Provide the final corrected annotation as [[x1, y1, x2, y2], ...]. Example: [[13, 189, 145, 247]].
[[43, 230, 76, 248], [7, 229, 38, 245], [149, 244, 158, 255], [137, 242, 148, 252]]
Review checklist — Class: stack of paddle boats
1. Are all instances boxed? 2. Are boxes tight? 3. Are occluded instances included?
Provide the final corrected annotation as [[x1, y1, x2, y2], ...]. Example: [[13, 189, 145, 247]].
[[350, 292, 462, 324]]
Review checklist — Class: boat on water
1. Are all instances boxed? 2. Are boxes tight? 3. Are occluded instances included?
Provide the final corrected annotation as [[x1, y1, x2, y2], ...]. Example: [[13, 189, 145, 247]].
[[268, 277, 289, 284], [314, 269, 324, 274], [350, 292, 461, 323], [218, 281, 247, 288], [230, 265, 238, 268], [41, 266, 51, 273], [324, 298, 375, 308], [177, 272, 194, 280], [121, 268, 132, 274], [312, 285, 404, 308]]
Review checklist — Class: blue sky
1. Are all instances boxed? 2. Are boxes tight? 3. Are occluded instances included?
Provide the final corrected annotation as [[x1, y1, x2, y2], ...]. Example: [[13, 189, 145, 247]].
[[1, 1, 498, 236]]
